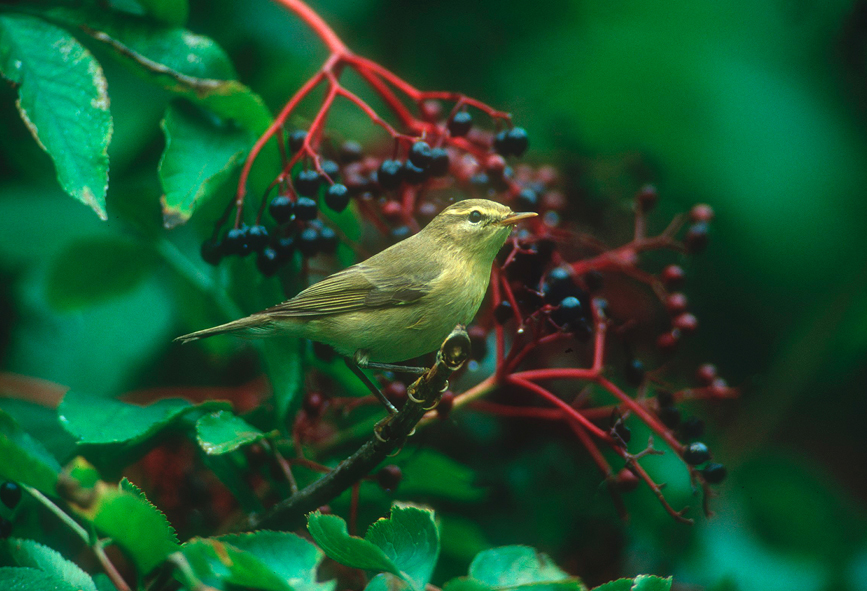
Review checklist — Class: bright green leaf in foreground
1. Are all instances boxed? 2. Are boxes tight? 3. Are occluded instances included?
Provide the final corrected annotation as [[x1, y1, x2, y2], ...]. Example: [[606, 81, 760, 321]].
[[0, 566, 84, 591], [0, 409, 61, 495], [136, 0, 189, 26], [307, 512, 401, 576], [0, 14, 112, 220], [469, 545, 586, 590], [7, 538, 97, 591], [365, 504, 440, 591], [593, 576, 672, 591], [195, 410, 267, 455], [181, 538, 296, 591], [159, 100, 255, 227]]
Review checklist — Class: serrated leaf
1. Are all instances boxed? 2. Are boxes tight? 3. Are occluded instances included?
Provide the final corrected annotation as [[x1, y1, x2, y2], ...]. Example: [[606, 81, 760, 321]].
[[195, 410, 266, 455], [136, 0, 189, 26], [631, 576, 672, 591], [591, 580, 637, 591], [0, 409, 61, 495], [58, 390, 228, 446], [307, 512, 400, 576], [469, 546, 585, 590], [8, 538, 97, 591], [69, 476, 179, 574], [366, 504, 440, 591], [216, 531, 335, 591], [159, 100, 254, 228], [47, 8, 270, 133], [0, 566, 82, 591], [0, 14, 111, 220], [365, 573, 410, 591], [181, 538, 293, 591], [45, 237, 157, 310]]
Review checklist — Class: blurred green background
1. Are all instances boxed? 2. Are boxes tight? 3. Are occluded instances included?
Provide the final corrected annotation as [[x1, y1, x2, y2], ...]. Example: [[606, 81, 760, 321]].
[[2, 0, 867, 589]]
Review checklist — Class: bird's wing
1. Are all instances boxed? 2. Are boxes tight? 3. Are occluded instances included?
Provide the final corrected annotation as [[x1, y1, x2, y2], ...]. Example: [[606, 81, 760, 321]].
[[263, 263, 439, 317]]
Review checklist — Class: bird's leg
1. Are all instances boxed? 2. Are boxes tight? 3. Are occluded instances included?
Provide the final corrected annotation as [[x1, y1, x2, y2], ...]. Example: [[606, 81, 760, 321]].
[[344, 358, 399, 416], [358, 361, 428, 374]]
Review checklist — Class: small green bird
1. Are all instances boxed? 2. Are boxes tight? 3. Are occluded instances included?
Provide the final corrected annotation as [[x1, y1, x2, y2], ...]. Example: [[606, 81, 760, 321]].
[[176, 199, 535, 409]]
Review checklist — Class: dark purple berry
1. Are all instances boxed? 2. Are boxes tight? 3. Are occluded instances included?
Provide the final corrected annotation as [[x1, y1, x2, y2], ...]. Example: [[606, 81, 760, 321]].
[[571, 316, 593, 341], [470, 172, 489, 186], [551, 296, 583, 327], [289, 130, 307, 152], [467, 325, 488, 361], [200, 238, 223, 266], [275, 236, 296, 260], [376, 465, 402, 491], [493, 130, 508, 155], [318, 227, 338, 254], [246, 225, 269, 252], [625, 359, 645, 387], [685, 222, 709, 253], [494, 300, 513, 324], [702, 462, 727, 484], [583, 270, 604, 292], [428, 148, 450, 176], [0, 482, 21, 509], [298, 228, 319, 257], [378, 160, 404, 190], [542, 267, 583, 304], [448, 111, 473, 137], [390, 225, 412, 243], [505, 127, 529, 157], [256, 247, 280, 276], [680, 416, 705, 440], [340, 140, 363, 163], [516, 188, 539, 212], [658, 405, 681, 429], [683, 442, 711, 465], [295, 197, 318, 221], [409, 141, 432, 169], [223, 227, 250, 256], [313, 342, 336, 361], [0, 518, 11, 539], [403, 160, 429, 185], [321, 159, 340, 181], [637, 184, 658, 212], [324, 183, 350, 213], [269, 195, 295, 224], [295, 170, 322, 197]]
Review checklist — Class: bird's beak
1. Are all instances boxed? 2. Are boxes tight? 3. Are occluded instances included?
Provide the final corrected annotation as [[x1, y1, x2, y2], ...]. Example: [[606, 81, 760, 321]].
[[496, 211, 538, 227]]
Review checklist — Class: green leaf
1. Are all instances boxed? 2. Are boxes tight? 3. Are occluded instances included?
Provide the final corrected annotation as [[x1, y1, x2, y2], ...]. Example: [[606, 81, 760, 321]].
[[45, 237, 157, 310], [398, 449, 487, 502], [307, 512, 400, 576], [442, 578, 493, 591], [631, 576, 672, 591], [0, 409, 61, 495], [215, 531, 336, 591], [136, 0, 189, 26], [181, 538, 293, 591], [591, 580, 633, 591], [262, 338, 305, 429], [0, 566, 82, 591], [69, 476, 179, 574], [159, 100, 254, 228], [0, 14, 111, 220], [365, 504, 440, 591], [7, 538, 97, 591], [365, 573, 410, 591], [195, 410, 266, 455], [469, 546, 585, 590]]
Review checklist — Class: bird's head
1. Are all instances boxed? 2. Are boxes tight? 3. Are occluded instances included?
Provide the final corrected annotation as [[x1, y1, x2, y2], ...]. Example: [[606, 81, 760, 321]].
[[420, 199, 537, 261]]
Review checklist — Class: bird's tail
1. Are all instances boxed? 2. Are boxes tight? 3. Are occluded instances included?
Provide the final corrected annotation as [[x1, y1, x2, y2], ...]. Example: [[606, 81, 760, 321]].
[[174, 315, 278, 344]]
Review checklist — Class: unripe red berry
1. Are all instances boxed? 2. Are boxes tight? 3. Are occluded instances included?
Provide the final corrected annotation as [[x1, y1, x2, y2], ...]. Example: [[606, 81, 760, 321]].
[[615, 467, 640, 492], [636, 184, 658, 212], [376, 465, 403, 491], [656, 330, 680, 353], [696, 363, 718, 386], [437, 391, 455, 420], [665, 292, 689, 315], [383, 381, 407, 402], [420, 100, 442, 123], [467, 325, 489, 361], [381, 200, 403, 221], [661, 265, 685, 288], [673, 312, 698, 334], [690, 203, 715, 223], [485, 154, 507, 176], [710, 377, 729, 396], [303, 392, 325, 416]]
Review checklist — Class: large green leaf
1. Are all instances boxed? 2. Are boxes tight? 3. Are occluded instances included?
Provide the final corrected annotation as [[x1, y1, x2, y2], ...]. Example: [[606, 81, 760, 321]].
[[0, 566, 83, 591], [181, 538, 294, 591], [45, 237, 157, 310], [136, 0, 189, 26], [7, 538, 97, 591], [0, 409, 61, 495], [469, 546, 585, 590], [307, 512, 401, 576], [0, 14, 111, 221], [365, 504, 440, 591], [398, 449, 487, 502], [261, 338, 305, 429], [592, 577, 672, 591], [158, 100, 254, 228], [195, 410, 267, 455], [216, 531, 335, 591]]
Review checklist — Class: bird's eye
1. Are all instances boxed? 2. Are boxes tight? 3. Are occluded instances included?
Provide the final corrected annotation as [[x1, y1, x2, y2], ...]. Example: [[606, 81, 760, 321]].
[[468, 210, 483, 224]]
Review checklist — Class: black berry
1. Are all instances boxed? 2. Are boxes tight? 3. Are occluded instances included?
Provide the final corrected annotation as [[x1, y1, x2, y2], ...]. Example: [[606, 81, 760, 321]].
[[318, 227, 338, 254], [516, 188, 539, 212], [493, 130, 508, 155], [428, 147, 450, 176], [324, 183, 350, 213], [376, 465, 402, 491], [390, 225, 412, 243], [543, 267, 583, 304], [0, 518, 11, 539], [223, 227, 250, 256], [275, 236, 296, 261], [683, 442, 711, 465], [295, 197, 318, 221], [289, 130, 307, 152], [0, 482, 21, 509], [680, 416, 705, 440], [246, 225, 269, 252], [340, 140, 363, 163], [295, 170, 322, 197], [200, 238, 223, 266], [403, 160, 429, 185], [658, 405, 681, 429], [685, 222, 709, 253], [298, 228, 319, 257], [636, 184, 658, 212], [269, 195, 295, 224], [256, 247, 281, 276], [321, 159, 340, 181], [467, 325, 488, 361], [551, 296, 583, 328], [505, 127, 529, 156], [448, 111, 473, 137], [583, 270, 604, 292], [494, 300, 513, 324], [702, 462, 727, 484], [409, 141, 432, 169], [378, 159, 404, 190], [625, 359, 645, 387], [470, 172, 489, 186]]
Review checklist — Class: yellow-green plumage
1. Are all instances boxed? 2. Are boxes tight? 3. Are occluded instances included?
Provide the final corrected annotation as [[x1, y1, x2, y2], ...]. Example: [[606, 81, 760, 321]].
[[175, 199, 535, 363]]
